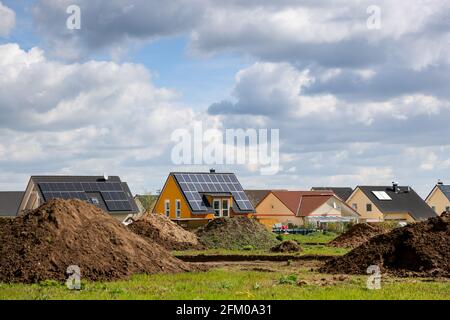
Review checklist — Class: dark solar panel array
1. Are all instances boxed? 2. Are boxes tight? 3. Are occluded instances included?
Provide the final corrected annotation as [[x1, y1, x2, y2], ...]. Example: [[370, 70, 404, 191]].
[[174, 173, 254, 212], [38, 182, 133, 211]]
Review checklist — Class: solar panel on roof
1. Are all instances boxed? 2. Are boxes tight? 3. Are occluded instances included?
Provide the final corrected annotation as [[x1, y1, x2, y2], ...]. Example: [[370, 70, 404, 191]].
[[174, 173, 254, 212], [38, 181, 134, 212]]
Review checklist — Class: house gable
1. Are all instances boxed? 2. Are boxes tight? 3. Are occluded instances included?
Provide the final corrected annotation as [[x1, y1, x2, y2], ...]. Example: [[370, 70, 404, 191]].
[[153, 175, 197, 219], [253, 192, 303, 228], [425, 186, 450, 216], [18, 176, 139, 217], [346, 187, 384, 222], [307, 196, 360, 218], [254, 192, 296, 216]]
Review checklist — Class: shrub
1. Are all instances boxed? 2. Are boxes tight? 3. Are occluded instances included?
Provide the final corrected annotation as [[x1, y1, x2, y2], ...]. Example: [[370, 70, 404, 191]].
[[278, 274, 298, 285], [276, 234, 285, 242]]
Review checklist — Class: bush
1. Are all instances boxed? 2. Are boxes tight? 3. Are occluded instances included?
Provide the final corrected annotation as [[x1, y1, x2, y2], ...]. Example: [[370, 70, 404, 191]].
[[276, 234, 285, 242], [278, 274, 298, 285], [242, 245, 254, 251]]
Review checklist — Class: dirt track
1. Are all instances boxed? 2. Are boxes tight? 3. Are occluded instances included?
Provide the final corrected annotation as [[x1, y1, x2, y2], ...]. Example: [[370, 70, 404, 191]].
[[176, 254, 334, 262]]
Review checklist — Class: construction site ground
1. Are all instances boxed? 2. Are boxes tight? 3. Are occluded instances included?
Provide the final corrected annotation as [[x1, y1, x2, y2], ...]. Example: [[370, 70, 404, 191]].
[[1, 258, 448, 300]]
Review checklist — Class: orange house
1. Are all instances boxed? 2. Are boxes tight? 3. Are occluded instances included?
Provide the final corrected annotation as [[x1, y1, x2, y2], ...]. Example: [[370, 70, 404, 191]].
[[153, 171, 255, 227], [247, 190, 359, 229]]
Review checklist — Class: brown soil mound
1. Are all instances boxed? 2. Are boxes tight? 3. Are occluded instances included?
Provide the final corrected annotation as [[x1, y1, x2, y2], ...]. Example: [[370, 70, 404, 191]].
[[0, 199, 191, 284], [328, 223, 386, 248], [128, 213, 201, 250], [196, 216, 279, 250], [271, 240, 302, 253], [320, 213, 450, 277]]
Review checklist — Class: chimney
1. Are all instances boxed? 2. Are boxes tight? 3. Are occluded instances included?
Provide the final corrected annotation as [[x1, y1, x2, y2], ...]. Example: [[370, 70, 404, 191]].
[[103, 173, 109, 181], [392, 181, 399, 193], [209, 168, 216, 173], [437, 179, 444, 186]]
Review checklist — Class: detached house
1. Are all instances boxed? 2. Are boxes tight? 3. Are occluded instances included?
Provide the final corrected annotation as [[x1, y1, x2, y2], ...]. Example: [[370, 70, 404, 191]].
[[153, 171, 255, 228], [346, 183, 436, 223], [18, 175, 140, 221], [249, 190, 359, 228], [425, 181, 450, 215]]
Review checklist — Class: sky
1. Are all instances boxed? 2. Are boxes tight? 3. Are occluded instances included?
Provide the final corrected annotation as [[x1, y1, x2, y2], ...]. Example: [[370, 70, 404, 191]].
[[1, 0, 450, 197]]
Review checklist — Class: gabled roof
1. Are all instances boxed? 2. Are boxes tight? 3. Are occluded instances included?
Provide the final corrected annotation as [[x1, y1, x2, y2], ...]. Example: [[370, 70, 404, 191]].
[[436, 184, 450, 201], [271, 191, 336, 216], [169, 172, 255, 214], [28, 175, 139, 215], [0, 192, 24, 217], [244, 190, 271, 207], [311, 187, 353, 201], [357, 185, 436, 220]]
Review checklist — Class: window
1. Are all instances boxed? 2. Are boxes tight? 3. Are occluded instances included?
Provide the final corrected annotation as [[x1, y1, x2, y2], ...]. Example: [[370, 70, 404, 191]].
[[372, 191, 392, 201], [175, 199, 181, 218], [91, 197, 99, 205], [432, 206, 436, 212], [366, 204, 372, 212], [222, 199, 230, 217], [352, 203, 358, 210], [164, 200, 170, 217], [213, 200, 221, 217]]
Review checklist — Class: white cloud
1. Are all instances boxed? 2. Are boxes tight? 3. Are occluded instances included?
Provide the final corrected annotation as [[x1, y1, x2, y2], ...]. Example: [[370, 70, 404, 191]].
[[0, 1, 15, 36], [31, 0, 450, 69], [0, 43, 200, 192], [209, 62, 450, 125], [207, 61, 450, 196], [3, 1, 450, 195]]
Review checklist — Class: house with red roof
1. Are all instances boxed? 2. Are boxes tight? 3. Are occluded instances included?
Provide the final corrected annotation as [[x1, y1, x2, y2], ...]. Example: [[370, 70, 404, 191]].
[[246, 190, 359, 228]]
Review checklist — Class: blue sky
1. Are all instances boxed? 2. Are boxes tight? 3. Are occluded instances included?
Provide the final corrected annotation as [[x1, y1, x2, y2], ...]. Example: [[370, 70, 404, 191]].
[[2, 0, 249, 109], [1, 0, 450, 197]]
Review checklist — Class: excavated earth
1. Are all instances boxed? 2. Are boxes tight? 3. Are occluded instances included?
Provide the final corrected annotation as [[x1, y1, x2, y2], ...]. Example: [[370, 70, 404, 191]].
[[0, 199, 192, 284], [128, 213, 202, 250], [196, 216, 279, 250], [271, 240, 302, 253], [328, 223, 387, 248], [321, 213, 450, 277]]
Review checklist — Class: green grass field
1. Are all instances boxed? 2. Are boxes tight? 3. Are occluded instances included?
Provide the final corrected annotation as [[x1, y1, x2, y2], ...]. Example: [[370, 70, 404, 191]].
[[281, 231, 339, 244], [174, 245, 349, 257], [1, 267, 448, 300]]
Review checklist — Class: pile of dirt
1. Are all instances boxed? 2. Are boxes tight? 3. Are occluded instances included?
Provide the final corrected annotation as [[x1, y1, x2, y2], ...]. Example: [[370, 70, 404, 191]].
[[328, 223, 386, 248], [196, 216, 279, 250], [320, 213, 450, 277], [0, 199, 192, 284], [128, 213, 201, 250], [271, 240, 302, 253]]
